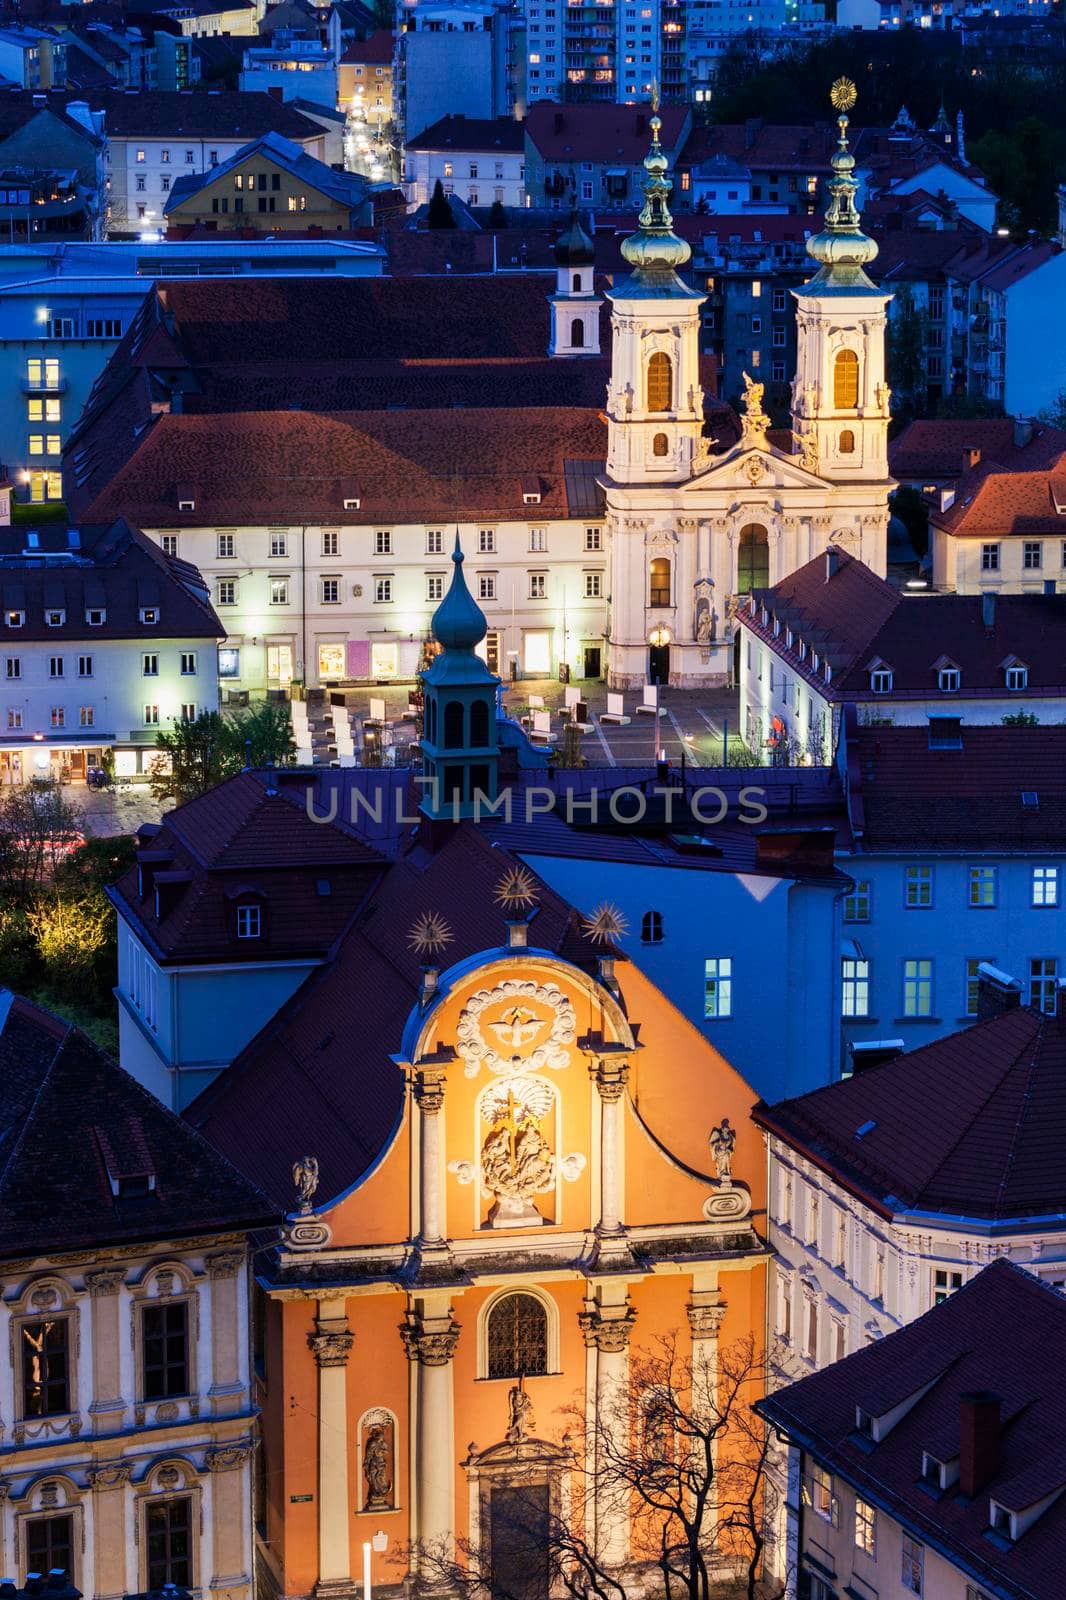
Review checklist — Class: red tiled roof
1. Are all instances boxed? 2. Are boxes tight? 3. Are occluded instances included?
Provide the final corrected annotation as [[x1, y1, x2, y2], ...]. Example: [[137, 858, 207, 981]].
[[407, 114, 524, 153], [756, 1002, 1066, 1221], [847, 722, 1066, 849], [525, 100, 689, 164], [759, 1260, 1066, 1600], [80, 406, 608, 525], [80, 87, 325, 142], [890, 419, 1066, 481], [341, 27, 392, 63], [932, 446, 1066, 539], [185, 820, 617, 1208], [679, 121, 837, 174]]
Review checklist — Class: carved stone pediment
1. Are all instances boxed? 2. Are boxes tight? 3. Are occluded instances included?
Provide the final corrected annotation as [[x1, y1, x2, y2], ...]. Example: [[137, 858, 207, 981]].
[[681, 445, 824, 496]]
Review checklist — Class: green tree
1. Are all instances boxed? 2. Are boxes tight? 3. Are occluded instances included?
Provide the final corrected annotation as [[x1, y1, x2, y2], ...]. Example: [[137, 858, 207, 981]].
[[1003, 710, 1039, 726], [229, 701, 297, 768], [971, 117, 1066, 235], [1038, 388, 1066, 430], [427, 178, 456, 229], [149, 711, 232, 803], [886, 285, 928, 419], [890, 484, 930, 559], [487, 198, 507, 230], [936, 392, 1006, 421], [27, 889, 112, 1004]]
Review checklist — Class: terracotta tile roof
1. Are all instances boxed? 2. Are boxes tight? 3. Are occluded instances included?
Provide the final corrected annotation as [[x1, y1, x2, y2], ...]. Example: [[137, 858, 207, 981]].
[[680, 121, 837, 174], [184, 819, 617, 1208], [80, 406, 608, 525], [81, 87, 324, 142], [0, 992, 276, 1257], [932, 445, 1066, 539], [756, 1001, 1066, 1221], [760, 1260, 1066, 1600], [847, 722, 1066, 849], [340, 27, 392, 63], [526, 100, 689, 164], [891, 419, 1066, 481], [407, 114, 524, 153], [748, 551, 1066, 700], [0, 517, 222, 642]]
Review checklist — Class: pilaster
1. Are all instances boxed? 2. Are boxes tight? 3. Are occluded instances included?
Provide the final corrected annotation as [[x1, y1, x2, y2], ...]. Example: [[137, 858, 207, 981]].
[[85, 1267, 126, 1431], [208, 1251, 245, 1412], [87, 1463, 131, 1600], [402, 1301, 460, 1589], [310, 1309, 355, 1600]]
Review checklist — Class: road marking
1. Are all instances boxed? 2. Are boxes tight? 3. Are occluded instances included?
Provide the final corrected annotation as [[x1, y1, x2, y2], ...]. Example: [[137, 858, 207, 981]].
[[695, 708, 720, 736], [590, 717, 617, 767], [666, 708, 699, 766]]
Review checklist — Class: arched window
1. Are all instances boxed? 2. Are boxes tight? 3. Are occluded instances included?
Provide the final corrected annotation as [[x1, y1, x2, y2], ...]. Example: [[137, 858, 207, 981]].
[[469, 698, 489, 747], [652, 432, 669, 457], [650, 557, 671, 607], [834, 349, 859, 409], [737, 524, 769, 592], [486, 1293, 548, 1379], [839, 428, 855, 454], [572, 272, 582, 292], [641, 910, 663, 944], [646, 351, 672, 413], [570, 320, 585, 349], [443, 700, 464, 749]]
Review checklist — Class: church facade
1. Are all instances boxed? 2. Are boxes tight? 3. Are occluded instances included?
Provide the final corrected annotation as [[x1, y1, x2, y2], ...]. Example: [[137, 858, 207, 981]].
[[596, 92, 895, 688]]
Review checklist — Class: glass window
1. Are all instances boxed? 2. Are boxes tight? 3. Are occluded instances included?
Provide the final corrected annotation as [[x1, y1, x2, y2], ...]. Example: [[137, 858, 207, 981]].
[[27, 1516, 73, 1581], [478, 527, 495, 553], [270, 579, 289, 605], [1030, 957, 1057, 1013], [641, 910, 663, 944], [968, 865, 997, 907], [478, 575, 496, 601], [855, 1497, 877, 1556], [834, 348, 859, 408], [1033, 866, 1059, 907], [649, 557, 671, 607], [217, 579, 236, 606], [584, 573, 602, 599], [905, 865, 932, 907], [236, 904, 261, 939], [374, 577, 392, 603], [646, 350, 672, 412], [737, 525, 769, 592], [217, 532, 235, 558], [146, 1498, 192, 1590], [529, 574, 546, 599], [375, 529, 392, 555], [322, 530, 340, 557], [843, 880, 870, 922], [965, 958, 994, 1017], [901, 1534, 924, 1595], [486, 1293, 548, 1379], [808, 1463, 836, 1524], [269, 531, 288, 558], [842, 957, 869, 1018], [980, 543, 1000, 571], [530, 528, 547, 552], [585, 527, 602, 551], [427, 575, 444, 601], [180, 652, 196, 675], [704, 957, 732, 1018], [1023, 541, 1042, 570], [903, 959, 933, 1017], [321, 577, 340, 604], [21, 1319, 69, 1416], [143, 653, 158, 677], [142, 1302, 189, 1399], [426, 529, 444, 554], [934, 1268, 962, 1305]]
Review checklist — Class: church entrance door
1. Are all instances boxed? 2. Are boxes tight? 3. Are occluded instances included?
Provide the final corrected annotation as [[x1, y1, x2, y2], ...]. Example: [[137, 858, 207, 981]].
[[649, 643, 670, 684], [583, 646, 601, 679], [488, 1482, 550, 1600]]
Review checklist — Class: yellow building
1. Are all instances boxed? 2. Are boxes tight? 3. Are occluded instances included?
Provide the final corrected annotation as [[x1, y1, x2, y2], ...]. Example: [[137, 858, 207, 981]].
[[165, 130, 370, 234], [338, 29, 394, 126]]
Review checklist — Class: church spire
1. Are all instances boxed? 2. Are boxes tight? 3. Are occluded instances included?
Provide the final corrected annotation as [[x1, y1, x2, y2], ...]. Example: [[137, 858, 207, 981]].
[[619, 96, 691, 287], [804, 79, 878, 289], [419, 534, 499, 821]]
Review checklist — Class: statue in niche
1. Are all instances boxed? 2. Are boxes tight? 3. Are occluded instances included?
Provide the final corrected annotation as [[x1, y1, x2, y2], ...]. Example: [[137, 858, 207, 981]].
[[363, 1422, 393, 1510], [693, 580, 716, 650]]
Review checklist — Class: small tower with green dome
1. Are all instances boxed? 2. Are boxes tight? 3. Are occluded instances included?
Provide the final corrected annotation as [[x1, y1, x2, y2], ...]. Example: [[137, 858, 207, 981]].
[[419, 534, 500, 820], [604, 104, 706, 489]]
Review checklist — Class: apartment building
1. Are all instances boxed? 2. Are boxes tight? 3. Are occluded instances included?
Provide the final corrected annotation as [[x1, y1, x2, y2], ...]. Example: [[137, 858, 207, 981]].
[[404, 113, 526, 207], [524, 99, 690, 210]]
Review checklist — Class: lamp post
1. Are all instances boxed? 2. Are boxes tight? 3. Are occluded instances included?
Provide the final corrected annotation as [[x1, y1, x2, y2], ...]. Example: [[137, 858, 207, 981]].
[[362, 1530, 388, 1600]]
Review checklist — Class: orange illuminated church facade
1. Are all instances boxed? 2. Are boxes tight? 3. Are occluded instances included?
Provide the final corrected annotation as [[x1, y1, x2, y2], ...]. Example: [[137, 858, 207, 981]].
[[254, 915, 767, 1599]]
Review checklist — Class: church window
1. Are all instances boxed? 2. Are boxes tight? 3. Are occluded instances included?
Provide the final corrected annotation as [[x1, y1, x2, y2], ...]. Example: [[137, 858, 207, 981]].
[[737, 525, 769, 592], [571, 320, 585, 349], [572, 273, 582, 292], [834, 349, 859, 409], [470, 699, 490, 746], [641, 910, 663, 943], [839, 429, 855, 454], [443, 701, 464, 749], [646, 351, 672, 413], [487, 1293, 548, 1379], [649, 557, 671, 607], [652, 432, 669, 457]]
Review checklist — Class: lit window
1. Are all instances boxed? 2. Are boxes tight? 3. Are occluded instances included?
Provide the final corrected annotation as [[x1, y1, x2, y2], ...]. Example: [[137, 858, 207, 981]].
[[841, 957, 869, 1017], [903, 958, 933, 1017], [855, 1498, 877, 1557], [834, 348, 859, 408], [1030, 957, 1057, 1013], [1032, 866, 1059, 907], [646, 350, 672, 412], [839, 428, 855, 454], [374, 577, 392, 603], [704, 957, 732, 1018], [843, 880, 870, 922], [807, 1463, 837, 1525], [968, 865, 996, 907], [905, 864, 933, 908]]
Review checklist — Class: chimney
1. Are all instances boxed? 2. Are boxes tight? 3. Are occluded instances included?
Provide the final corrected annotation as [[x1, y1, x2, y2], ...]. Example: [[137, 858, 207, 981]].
[[962, 445, 980, 470], [826, 547, 841, 581], [849, 1039, 905, 1073], [959, 1391, 1001, 1498], [982, 592, 996, 631], [975, 962, 1022, 1021], [1013, 415, 1033, 449], [754, 828, 837, 874]]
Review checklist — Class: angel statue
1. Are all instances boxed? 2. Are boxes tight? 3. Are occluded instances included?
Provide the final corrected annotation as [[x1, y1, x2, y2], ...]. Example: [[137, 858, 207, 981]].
[[739, 371, 770, 447], [292, 1155, 320, 1214], [708, 1119, 737, 1187], [506, 1376, 535, 1444]]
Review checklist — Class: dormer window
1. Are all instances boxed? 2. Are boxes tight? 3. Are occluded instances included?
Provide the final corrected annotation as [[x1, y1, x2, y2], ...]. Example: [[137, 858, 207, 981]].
[[343, 497, 361, 510], [86, 608, 106, 627], [139, 607, 159, 626], [921, 1451, 959, 1491], [990, 1500, 1013, 1538], [1006, 663, 1028, 690], [236, 903, 261, 939], [177, 498, 195, 511], [855, 1406, 874, 1438], [6, 609, 24, 628], [938, 666, 960, 692], [45, 609, 65, 627], [523, 491, 542, 505], [870, 667, 893, 694]]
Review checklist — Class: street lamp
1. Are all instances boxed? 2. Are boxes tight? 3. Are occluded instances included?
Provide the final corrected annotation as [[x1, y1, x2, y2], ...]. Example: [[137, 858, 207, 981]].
[[362, 1530, 388, 1600]]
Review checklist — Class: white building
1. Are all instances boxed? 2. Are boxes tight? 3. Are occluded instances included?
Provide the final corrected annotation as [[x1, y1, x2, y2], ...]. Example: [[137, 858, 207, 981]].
[[404, 113, 526, 209], [929, 425, 1066, 593], [238, 30, 340, 109], [600, 97, 893, 687], [0, 989, 273, 1598], [0, 517, 222, 784]]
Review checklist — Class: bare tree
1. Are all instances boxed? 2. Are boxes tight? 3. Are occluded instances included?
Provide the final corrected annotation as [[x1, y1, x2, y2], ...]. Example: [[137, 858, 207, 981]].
[[0, 781, 81, 899], [414, 1336, 788, 1600]]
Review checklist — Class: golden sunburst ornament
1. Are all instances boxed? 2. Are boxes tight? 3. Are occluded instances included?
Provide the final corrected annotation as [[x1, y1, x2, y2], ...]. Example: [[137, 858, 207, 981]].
[[494, 865, 539, 912], [582, 902, 629, 946], [407, 910, 455, 958], [830, 77, 857, 114]]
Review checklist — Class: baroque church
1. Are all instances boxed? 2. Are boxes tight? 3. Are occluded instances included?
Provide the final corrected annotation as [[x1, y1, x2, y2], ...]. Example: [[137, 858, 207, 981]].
[[551, 90, 894, 688]]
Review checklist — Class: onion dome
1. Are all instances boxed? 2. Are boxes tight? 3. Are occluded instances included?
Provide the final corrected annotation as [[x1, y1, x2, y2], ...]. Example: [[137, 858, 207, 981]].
[[431, 534, 487, 652], [804, 80, 879, 289], [555, 210, 595, 267], [620, 112, 691, 283]]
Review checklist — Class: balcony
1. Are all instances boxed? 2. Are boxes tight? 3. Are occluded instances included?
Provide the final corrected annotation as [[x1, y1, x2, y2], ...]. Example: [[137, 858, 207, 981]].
[[22, 375, 67, 395]]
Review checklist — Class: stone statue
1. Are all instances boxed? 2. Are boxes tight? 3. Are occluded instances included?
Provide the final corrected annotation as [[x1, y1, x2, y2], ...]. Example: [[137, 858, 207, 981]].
[[799, 432, 820, 475], [740, 371, 771, 447], [363, 1423, 393, 1510], [292, 1156, 319, 1214], [506, 1378, 535, 1444], [709, 1119, 737, 1187], [481, 1101, 556, 1227]]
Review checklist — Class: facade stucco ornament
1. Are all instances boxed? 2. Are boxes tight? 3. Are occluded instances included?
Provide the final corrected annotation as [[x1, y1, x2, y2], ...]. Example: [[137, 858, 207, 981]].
[[739, 371, 771, 448], [703, 1117, 752, 1222], [687, 1299, 727, 1340], [84, 1268, 126, 1297], [709, 1118, 737, 1185], [87, 1462, 133, 1490], [506, 1377, 535, 1444], [450, 1077, 586, 1227], [206, 1442, 255, 1472], [155, 1401, 179, 1423], [30, 1287, 58, 1311], [579, 1302, 636, 1352], [413, 1065, 447, 1112], [830, 525, 857, 544], [308, 1327, 354, 1368], [157, 1466, 181, 1490], [292, 1155, 320, 1212], [283, 1214, 333, 1251], [0, 1481, 10, 1502], [400, 1312, 460, 1367], [456, 980, 576, 1079], [740, 454, 766, 487], [206, 1251, 243, 1279], [799, 433, 820, 475]]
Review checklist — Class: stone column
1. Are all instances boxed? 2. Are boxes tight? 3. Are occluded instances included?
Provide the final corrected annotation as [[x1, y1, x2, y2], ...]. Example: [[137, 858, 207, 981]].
[[207, 1251, 245, 1414], [413, 1068, 447, 1248], [86, 1463, 131, 1600], [85, 1268, 126, 1433], [688, 1285, 727, 1534], [309, 1311, 355, 1599], [401, 1302, 460, 1588], [578, 1296, 635, 1569], [206, 1443, 256, 1599], [590, 1057, 629, 1253]]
